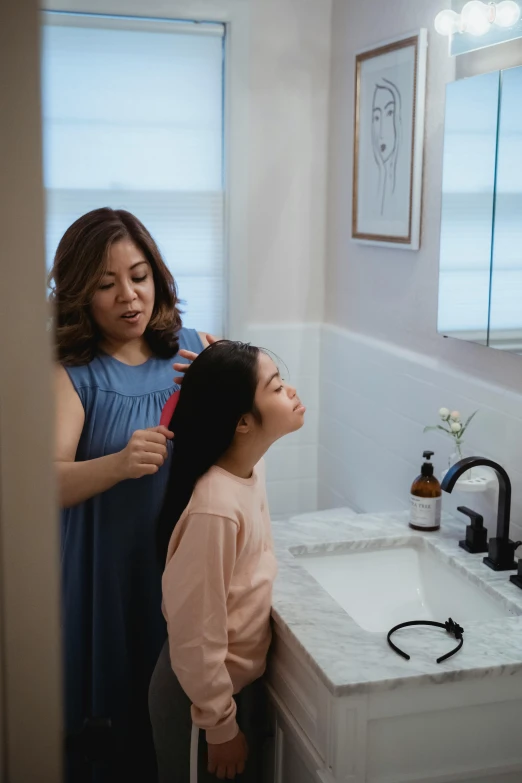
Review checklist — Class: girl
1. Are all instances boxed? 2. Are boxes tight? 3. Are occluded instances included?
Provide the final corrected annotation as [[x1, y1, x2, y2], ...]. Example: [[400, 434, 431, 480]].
[[149, 340, 306, 781]]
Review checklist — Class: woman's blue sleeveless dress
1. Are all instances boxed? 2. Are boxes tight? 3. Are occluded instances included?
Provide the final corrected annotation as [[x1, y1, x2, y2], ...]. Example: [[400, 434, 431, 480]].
[[62, 328, 203, 782]]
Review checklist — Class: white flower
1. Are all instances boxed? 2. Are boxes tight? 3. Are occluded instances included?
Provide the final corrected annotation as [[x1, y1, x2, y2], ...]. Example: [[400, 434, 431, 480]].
[[439, 407, 450, 420], [450, 411, 461, 421], [450, 422, 462, 433]]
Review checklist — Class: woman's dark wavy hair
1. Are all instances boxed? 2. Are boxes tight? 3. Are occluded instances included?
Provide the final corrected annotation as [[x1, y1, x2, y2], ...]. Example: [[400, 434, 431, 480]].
[[156, 340, 263, 566], [48, 207, 183, 365]]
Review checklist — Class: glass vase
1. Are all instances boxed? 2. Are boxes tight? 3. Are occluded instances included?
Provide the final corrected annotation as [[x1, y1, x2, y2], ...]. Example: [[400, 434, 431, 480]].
[[448, 442, 464, 470], [446, 442, 477, 480]]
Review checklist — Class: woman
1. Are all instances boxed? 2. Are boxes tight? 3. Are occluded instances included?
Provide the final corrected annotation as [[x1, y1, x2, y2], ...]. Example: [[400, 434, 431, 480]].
[[149, 341, 306, 781], [51, 207, 212, 782]]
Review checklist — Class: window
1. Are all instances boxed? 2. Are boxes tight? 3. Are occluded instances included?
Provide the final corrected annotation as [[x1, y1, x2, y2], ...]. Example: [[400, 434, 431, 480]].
[[41, 12, 225, 335]]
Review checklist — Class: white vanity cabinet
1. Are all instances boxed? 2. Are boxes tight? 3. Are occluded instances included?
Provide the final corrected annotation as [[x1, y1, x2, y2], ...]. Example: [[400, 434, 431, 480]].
[[267, 689, 325, 783], [265, 630, 333, 783], [268, 511, 522, 783], [266, 622, 522, 783]]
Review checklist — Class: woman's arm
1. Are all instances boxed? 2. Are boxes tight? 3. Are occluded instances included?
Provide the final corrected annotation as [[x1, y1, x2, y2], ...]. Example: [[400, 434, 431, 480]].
[[55, 366, 172, 508], [55, 366, 127, 508]]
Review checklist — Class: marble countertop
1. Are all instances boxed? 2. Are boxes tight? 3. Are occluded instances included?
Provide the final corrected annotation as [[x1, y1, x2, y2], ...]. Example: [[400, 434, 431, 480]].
[[270, 509, 522, 697]]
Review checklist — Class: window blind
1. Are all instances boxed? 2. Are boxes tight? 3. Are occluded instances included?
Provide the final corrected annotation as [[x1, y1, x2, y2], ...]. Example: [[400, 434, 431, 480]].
[[41, 13, 225, 335]]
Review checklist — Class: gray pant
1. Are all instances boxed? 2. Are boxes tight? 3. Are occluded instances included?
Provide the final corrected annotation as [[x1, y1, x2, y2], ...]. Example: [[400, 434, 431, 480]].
[[149, 641, 268, 783]]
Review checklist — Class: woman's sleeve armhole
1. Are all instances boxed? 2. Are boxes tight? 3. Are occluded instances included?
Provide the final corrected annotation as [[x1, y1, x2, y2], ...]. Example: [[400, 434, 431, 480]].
[[62, 365, 87, 410]]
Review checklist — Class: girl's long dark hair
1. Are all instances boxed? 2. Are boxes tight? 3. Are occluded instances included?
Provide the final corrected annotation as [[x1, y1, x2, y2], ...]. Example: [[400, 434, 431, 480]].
[[156, 340, 262, 566]]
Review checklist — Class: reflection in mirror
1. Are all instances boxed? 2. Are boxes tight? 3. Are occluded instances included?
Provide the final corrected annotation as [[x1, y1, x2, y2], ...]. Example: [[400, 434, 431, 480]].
[[489, 65, 522, 353], [437, 72, 500, 346]]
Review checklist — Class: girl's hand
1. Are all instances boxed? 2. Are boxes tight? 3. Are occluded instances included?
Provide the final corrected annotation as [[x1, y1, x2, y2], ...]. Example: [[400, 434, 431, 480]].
[[207, 730, 248, 780], [117, 426, 173, 479], [173, 334, 218, 383]]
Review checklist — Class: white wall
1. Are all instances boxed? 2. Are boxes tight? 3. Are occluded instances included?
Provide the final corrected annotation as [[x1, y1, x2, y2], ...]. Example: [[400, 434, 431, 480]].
[[320, 0, 522, 540], [246, 0, 331, 325], [246, 324, 321, 515], [243, 0, 331, 513], [0, 1, 63, 780], [325, 0, 522, 394]]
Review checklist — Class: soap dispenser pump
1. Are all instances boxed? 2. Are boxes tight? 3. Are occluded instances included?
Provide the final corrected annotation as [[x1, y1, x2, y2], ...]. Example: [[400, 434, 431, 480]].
[[409, 451, 442, 532]]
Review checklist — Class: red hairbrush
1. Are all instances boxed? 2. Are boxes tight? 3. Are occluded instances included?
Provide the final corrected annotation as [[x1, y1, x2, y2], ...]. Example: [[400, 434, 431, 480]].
[[160, 389, 180, 428]]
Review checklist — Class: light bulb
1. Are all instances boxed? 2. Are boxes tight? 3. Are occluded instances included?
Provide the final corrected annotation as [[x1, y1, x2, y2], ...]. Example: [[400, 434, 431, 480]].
[[434, 8, 460, 34], [461, 0, 492, 34], [494, 0, 521, 26]]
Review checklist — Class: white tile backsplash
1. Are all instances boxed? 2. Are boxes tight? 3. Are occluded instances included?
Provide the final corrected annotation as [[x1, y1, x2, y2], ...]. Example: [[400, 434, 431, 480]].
[[319, 325, 522, 544], [317, 482, 348, 510], [245, 323, 320, 515], [264, 443, 317, 482], [263, 478, 318, 517], [244, 321, 522, 538]]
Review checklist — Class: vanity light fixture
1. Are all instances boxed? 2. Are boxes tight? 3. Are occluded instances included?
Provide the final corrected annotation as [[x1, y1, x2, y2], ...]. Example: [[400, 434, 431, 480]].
[[435, 1, 521, 37], [494, 0, 522, 24]]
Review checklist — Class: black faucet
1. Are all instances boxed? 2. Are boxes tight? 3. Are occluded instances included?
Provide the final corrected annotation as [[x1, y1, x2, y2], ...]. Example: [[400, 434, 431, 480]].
[[441, 457, 520, 571]]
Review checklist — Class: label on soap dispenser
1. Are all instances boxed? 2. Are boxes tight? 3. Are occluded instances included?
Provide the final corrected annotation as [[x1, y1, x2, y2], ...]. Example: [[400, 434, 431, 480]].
[[409, 495, 441, 529]]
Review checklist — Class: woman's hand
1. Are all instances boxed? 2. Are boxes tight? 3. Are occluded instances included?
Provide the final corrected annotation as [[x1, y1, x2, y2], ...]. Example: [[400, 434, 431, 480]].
[[117, 426, 173, 479], [207, 730, 248, 780], [173, 334, 218, 383]]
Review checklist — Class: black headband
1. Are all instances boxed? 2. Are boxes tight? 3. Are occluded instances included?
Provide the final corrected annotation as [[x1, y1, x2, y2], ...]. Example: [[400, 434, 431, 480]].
[[387, 618, 464, 664]]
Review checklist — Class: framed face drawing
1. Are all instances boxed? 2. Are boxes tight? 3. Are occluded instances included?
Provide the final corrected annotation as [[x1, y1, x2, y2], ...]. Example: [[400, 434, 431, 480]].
[[352, 30, 427, 250]]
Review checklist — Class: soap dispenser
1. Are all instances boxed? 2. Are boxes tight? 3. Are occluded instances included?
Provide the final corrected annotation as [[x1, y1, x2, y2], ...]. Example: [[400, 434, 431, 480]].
[[409, 451, 442, 532]]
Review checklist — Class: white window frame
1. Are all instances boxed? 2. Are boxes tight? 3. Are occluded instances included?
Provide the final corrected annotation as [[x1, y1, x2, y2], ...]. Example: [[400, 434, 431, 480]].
[[42, 0, 251, 339]]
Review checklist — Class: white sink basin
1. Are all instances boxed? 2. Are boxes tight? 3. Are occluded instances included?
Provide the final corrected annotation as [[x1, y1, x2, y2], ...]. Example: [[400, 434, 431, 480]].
[[294, 539, 517, 632]]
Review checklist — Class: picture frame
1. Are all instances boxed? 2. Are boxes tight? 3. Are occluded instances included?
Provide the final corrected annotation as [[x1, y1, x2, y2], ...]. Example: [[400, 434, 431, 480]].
[[352, 29, 428, 250]]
